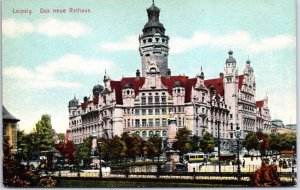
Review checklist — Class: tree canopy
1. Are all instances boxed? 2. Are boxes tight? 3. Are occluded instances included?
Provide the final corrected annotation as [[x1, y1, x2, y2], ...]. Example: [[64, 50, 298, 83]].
[[199, 132, 214, 154]]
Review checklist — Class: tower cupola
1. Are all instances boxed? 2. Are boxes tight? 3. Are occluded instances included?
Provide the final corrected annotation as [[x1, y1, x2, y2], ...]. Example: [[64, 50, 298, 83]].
[[139, 1, 169, 77]]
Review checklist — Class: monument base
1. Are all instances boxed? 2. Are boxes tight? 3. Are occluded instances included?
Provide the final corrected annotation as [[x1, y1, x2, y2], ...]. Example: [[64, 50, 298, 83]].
[[164, 150, 180, 172]]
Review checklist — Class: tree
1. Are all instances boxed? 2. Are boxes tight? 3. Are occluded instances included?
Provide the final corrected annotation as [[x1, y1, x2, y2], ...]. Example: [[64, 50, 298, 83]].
[[3, 136, 40, 187], [144, 135, 162, 163], [190, 135, 200, 152], [110, 135, 127, 164], [121, 132, 142, 162], [173, 128, 192, 155], [34, 115, 55, 153], [243, 132, 259, 153], [256, 131, 270, 156], [57, 133, 65, 142], [200, 132, 214, 154], [269, 133, 281, 154], [79, 137, 92, 166]]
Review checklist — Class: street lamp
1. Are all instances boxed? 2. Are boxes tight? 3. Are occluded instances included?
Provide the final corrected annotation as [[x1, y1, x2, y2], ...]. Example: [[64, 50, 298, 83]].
[[215, 119, 221, 174], [234, 125, 241, 182], [292, 145, 295, 184], [98, 141, 102, 178]]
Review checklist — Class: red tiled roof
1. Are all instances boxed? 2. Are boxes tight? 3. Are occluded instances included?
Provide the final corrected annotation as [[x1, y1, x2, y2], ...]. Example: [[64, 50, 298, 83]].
[[161, 76, 197, 103], [93, 97, 99, 105], [238, 75, 244, 89], [256, 100, 264, 108], [203, 75, 244, 97], [81, 102, 87, 109], [110, 77, 146, 105], [204, 77, 224, 96]]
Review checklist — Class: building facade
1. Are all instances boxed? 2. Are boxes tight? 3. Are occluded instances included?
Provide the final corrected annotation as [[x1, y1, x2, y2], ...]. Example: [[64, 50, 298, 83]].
[[2, 106, 19, 153], [68, 2, 272, 151], [271, 119, 296, 134]]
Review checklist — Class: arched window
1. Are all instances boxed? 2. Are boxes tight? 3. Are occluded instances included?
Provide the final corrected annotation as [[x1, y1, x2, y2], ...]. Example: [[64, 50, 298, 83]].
[[142, 131, 147, 138], [162, 130, 167, 137], [155, 131, 160, 136], [149, 131, 154, 137]]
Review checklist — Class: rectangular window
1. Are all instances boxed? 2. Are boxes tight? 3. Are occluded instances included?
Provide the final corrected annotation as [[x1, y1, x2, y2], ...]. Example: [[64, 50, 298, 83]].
[[169, 108, 173, 113], [149, 119, 153, 127], [162, 118, 167, 127], [148, 109, 153, 115], [161, 96, 166, 104], [142, 119, 147, 127], [155, 109, 160, 115], [230, 114, 233, 119], [178, 117, 182, 126], [135, 119, 140, 127], [155, 118, 160, 126], [142, 109, 146, 115], [155, 96, 160, 104], [162, 108, 166, 115], [148, 96, 153, 104], [141, 97, 146, 105]]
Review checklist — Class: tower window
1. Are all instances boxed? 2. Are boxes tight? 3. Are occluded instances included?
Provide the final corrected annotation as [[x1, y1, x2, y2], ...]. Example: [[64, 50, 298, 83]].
[[155, 38, 159, 42], [148, 38, 152, 43], [162, 39, 165, 43], [145, 54, 150, 57], [143, 39, 146, 44]]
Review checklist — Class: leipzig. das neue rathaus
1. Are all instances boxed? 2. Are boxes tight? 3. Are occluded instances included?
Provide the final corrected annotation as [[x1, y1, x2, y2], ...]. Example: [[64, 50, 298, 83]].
[[68, 2, 271, 151]]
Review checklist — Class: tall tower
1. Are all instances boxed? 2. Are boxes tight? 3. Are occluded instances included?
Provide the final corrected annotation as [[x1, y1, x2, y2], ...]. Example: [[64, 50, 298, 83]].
[[139, 1, 169, 76], [223, 50, 239, 128]]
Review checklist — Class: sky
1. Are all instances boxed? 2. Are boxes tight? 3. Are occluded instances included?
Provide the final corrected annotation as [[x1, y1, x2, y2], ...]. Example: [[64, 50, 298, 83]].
[[2, 0, 296, 133]]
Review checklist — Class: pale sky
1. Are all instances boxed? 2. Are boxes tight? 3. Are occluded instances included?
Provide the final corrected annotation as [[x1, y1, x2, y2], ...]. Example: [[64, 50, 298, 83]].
[[2, 0, 296, 133]]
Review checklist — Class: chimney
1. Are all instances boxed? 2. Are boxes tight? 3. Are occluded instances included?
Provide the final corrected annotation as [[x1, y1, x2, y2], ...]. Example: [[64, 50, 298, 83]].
[[136, 69, 141, 80], [219, 72, 224, 78]]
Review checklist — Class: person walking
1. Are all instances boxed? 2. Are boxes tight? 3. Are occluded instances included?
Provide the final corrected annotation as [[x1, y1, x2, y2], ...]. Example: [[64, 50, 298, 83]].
[[242, 159, 245, 168]]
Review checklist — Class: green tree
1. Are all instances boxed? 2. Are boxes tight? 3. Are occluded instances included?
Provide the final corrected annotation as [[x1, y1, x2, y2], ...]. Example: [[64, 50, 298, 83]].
[[173, 127, 192, 155], [243, 132, 259, 153], [57, 133, 65, 142], [144, 135, 162, 163], [79, 137, 92, 166], [110, 135, 127, 164], [121, 132, 142, 162], [269, 133, 281, 154], [190, 135, 200, 152], [200, 132, 214, 154], [34, 115, 55, 153]]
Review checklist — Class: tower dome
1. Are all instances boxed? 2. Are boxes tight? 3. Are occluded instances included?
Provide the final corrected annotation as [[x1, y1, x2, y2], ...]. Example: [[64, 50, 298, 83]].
[[93, 84, 104, 96], [226, 50, 236, 64], [69, 96, 79, 107]]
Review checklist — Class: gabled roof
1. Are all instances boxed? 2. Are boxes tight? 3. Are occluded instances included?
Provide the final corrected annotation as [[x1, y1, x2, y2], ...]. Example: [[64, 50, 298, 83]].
[[203, 75, 244, 97], [161, 76, 197, 103], [111, 77, 146, 105], [256, 100, 264, 108], [204, 77, 224, 96], [2, 106, 20, 122]]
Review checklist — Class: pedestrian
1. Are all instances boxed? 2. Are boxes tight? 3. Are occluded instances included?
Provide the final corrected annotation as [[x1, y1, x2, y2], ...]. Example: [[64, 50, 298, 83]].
[[242, 159, 245, 168], [279, 159, 283, 168]]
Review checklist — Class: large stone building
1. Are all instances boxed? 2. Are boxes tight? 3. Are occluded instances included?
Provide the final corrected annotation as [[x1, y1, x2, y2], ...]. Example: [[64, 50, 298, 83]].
[[68, 2, 271, 151], [2, 106, 19, 153]]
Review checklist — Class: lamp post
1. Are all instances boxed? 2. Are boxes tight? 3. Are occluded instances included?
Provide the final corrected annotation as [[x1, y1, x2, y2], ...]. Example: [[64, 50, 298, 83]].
[[98, 141, 102, 178], [234, 125, 241, 182], [292, 145, 295, 184], [216, 119, 221, 174]]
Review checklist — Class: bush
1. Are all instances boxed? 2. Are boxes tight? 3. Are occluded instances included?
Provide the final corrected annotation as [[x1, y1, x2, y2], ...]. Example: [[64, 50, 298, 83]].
[[250, 163, 281, 186], [39, 176, 57, 187]]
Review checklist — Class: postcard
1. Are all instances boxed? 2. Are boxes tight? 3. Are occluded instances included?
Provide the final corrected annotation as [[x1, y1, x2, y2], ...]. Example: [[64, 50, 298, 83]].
[[2, 0, 297, 188]]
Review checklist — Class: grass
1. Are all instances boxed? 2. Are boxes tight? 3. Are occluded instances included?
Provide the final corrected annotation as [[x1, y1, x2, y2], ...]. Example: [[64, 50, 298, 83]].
[[56, 179, 246, 187]]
